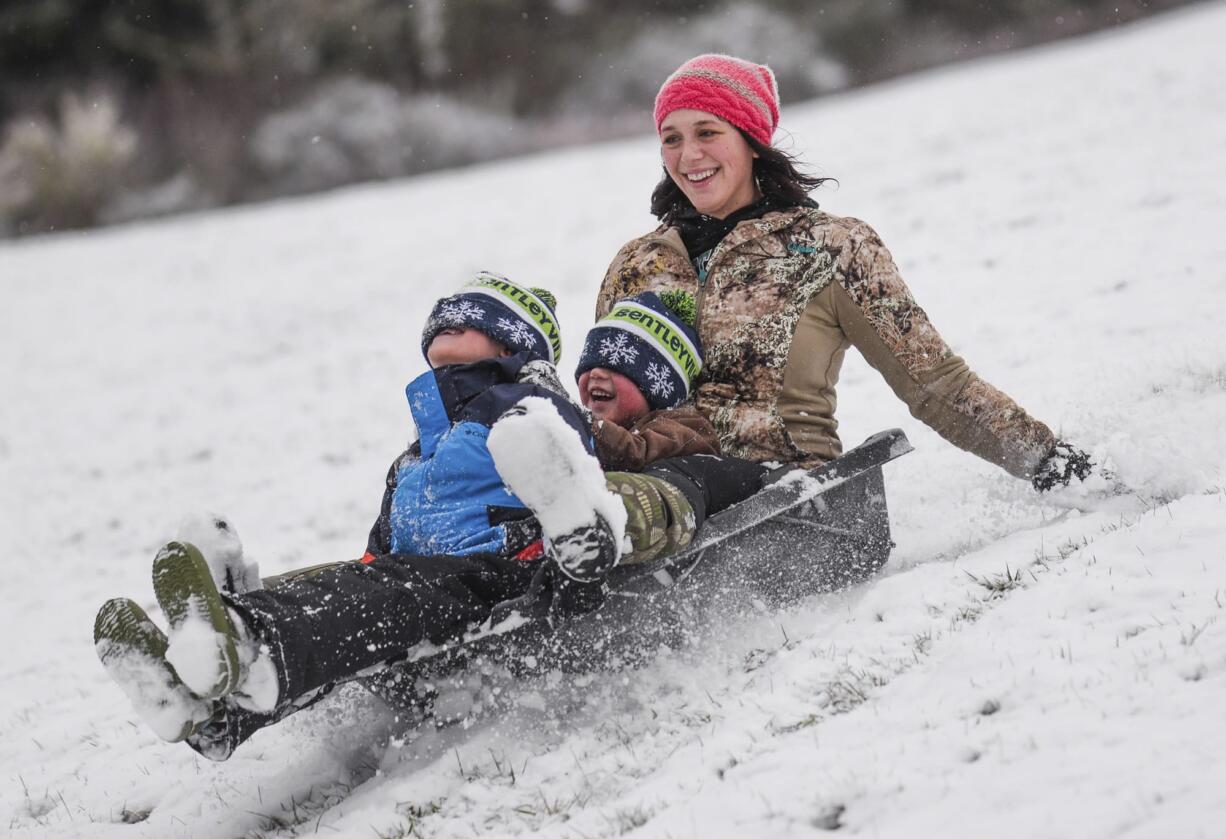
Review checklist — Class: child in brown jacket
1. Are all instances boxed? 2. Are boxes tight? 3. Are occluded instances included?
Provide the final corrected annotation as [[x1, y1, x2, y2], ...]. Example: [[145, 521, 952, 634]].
[[579, 290, 721, 471], [559, 290, 764, 570]]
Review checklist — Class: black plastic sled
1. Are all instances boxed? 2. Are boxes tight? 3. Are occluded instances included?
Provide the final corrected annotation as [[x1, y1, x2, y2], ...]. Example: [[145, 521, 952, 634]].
[[365, 429, 913, 711], [613, 426, 913, 602]]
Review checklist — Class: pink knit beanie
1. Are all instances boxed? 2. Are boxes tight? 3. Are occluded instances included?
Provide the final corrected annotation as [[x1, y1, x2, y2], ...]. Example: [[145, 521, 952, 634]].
[[653, 54, 780, 146]]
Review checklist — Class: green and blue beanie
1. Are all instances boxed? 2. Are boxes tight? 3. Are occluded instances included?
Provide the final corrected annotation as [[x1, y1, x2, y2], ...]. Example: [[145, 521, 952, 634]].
[[422, 271, 562, 365], [575, 290, 703, 411]]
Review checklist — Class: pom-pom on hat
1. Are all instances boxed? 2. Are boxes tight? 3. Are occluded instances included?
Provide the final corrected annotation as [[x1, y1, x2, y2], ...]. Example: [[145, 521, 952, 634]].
[[575, 290, 703, 411], [654, 53, 780, 147], [422, 271, 562, 365]]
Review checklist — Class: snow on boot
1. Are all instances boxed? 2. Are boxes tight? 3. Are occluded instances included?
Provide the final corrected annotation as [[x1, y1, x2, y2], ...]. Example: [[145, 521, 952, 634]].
[[175, 511, 262, 594], [152, 540, 242, 700], [488, 396, 627, 583], [606, 472, 697, 564], [94, 597, 215, 742]]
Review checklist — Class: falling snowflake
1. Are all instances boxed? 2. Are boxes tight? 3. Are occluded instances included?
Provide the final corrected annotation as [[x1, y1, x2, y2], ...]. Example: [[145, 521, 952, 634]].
[[599, 333, 639, 366], [437, 300, 485, 324], [496, 317, 534, 348], [644, 362, 675, 399]]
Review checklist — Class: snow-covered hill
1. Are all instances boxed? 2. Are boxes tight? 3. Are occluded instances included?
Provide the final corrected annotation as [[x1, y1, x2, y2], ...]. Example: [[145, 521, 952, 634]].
[[3, 5, 1226, 837]]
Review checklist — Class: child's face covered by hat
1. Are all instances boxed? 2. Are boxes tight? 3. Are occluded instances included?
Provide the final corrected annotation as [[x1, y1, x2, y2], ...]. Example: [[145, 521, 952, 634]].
[[426, 327, 511, 368], [421, 272, 563, 368], [578, 367, 649, 427]]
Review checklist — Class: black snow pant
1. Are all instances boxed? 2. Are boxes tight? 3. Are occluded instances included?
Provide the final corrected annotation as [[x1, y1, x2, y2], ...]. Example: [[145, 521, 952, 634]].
[[645, 453, 770, 526], [231, 552, 540, 707], [187, 551, 541, 760]]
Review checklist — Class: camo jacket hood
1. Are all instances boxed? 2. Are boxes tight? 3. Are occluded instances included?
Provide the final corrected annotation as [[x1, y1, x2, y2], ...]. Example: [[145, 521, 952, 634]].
[[596, 206, 1056, 478]]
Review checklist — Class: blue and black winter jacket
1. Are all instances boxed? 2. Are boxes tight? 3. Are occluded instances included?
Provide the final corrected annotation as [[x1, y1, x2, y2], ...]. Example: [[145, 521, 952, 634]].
[[365, 353, 593, 559]]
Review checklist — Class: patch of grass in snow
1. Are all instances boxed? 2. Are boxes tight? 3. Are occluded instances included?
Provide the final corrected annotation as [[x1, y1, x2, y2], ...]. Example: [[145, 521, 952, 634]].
[[774, 713, 823, 734], [1099, 515, 1133, 533], [812, 802, 846, 831], [383, 800, 443, 839], [820, 667, 893, 714], [1179, 619, 1215, 648], [742, 624, 799, 672], [777, 582, 999, 734], [608, 803, 654, 834], [119, 806, 151, 824], [1181, 361, 1226, 394], [1147, 361, 1226, 398], [511, 787, 593, 824], [1031, 535, 1091, 571], [246, 777, 368, 838], [452, 747, 525, 786], [714, 754, 741, 780], [16, 775, 57, 825], [955, 603, 984, 624], [374, 820, 423, 839], [965, 564, 1025, 598], [15, 775, 91, 827]]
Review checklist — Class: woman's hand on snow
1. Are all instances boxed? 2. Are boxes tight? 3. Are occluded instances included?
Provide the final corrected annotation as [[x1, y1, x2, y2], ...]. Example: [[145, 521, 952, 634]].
[[1032, 441, 1095, 492], [1032, 441, 1135, 505]]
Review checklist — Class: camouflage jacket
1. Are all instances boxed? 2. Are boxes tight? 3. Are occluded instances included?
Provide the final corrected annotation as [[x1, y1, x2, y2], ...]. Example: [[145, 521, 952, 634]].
[[596, 207, 1056, 478]]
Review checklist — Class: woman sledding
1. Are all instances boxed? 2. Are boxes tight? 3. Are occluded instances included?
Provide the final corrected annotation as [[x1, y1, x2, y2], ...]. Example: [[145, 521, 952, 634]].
[[94, 271, 764, 759], [597, 53, 1100, 493]]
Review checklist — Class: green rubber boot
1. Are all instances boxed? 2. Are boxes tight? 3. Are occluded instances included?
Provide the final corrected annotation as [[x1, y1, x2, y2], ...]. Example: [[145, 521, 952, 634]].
[[152, 540, 242, 700], [605, 473, 696, 565], [94, 597, 215, 742]]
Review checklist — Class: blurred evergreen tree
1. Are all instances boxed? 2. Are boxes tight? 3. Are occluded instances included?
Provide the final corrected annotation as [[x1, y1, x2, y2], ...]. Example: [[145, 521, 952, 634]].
[[0, 0, 1203, 235]]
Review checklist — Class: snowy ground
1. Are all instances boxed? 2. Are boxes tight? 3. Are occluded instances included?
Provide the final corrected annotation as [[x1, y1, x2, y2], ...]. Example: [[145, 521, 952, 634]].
[[3, 4, 1226, 837]]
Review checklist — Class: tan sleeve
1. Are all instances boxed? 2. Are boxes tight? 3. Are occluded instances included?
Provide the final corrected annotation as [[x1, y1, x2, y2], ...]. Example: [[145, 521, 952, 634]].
[[596, 231, 689, 320], [593, 409, 721, 472], [829, 225, 1056, 478]]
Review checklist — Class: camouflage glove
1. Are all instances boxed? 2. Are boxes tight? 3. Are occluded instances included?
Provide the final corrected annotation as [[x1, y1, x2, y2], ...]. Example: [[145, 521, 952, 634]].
[[1031, 441, 1095, 492]]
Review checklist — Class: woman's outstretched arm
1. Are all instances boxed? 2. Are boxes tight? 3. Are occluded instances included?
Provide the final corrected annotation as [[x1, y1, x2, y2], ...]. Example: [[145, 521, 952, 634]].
[[820, 221, 1059, 480]]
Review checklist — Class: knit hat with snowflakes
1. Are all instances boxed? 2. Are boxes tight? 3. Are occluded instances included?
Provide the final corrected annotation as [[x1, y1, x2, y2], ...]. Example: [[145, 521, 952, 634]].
[[422, 271, 562, 365], [575, 290, 703, 411]]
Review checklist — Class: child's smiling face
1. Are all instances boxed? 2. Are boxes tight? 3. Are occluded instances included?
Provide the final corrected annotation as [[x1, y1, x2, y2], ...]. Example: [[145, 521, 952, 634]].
[[578, 366, 649, 427], [427, 327, 511, 367]]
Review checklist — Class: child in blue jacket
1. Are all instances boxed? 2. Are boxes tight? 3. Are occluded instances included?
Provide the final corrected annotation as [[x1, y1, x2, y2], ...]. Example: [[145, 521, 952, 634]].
[[369, 272, 591, 561]]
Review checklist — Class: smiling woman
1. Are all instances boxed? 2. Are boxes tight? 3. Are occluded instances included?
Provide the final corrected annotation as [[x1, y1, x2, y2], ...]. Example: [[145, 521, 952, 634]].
[[597, 53, 1097, 493]]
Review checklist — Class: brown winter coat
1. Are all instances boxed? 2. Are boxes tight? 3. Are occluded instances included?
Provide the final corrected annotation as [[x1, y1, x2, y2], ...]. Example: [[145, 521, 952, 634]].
[[596, 207, 1056, 478], [592, 406, 721, 472]]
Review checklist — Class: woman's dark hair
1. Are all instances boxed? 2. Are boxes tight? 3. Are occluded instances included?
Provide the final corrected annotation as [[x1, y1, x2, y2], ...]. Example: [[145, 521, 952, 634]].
[[649, 130, 835, 224]]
